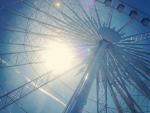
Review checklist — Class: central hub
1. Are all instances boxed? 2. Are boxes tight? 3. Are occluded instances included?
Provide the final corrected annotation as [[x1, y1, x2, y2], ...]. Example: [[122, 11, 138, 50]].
[[99, 26, 122, 43]]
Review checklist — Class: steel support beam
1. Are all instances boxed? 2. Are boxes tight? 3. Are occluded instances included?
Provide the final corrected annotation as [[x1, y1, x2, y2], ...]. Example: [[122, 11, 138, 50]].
[[63, 40, 110, 113]]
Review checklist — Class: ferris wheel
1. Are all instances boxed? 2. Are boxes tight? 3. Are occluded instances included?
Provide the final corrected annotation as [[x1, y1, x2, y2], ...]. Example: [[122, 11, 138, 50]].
[[0, 0, 150, 113]]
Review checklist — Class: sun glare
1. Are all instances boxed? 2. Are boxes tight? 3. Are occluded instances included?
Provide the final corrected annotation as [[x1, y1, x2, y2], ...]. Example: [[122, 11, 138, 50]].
[[41, 41, 75, 74], [54, 1, 61, 8]]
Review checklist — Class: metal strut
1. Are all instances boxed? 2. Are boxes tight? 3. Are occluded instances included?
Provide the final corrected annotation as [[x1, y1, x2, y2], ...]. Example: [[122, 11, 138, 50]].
[[0, 61, 84, 111], [63, 40, 110, 113]]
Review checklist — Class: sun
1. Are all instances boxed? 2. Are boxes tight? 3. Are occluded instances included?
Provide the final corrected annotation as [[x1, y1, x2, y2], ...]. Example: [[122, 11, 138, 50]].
[[54, 1, 61, 8], [40, 41, 76, 74]]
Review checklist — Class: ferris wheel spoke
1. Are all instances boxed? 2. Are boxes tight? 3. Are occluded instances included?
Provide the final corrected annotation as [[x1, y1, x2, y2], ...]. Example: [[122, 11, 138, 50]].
[[122, 50, 150, 78], [107, 78, 124, 113], [0, 42, 46, 49], [0, 50, 45, 69], [108, 51, 145, 113], [116, 77, 144, 113], [115, 52, 150, 99], [120, 47, 150, 59], [110, 49, 150, 91], [120, 45, 146, 51], [118, 18, 133, 33], [62, 2, 99, 38], [121, 46, 150, 64], [24, 0, 98, 41], [95, 6, 102, 29], [0, 26, 65, 41], [0, 61, 44, 69], [44, 1, 95, 38], [113, 79, 140, 113], [118, 31, 150, 43], [22, 0, 79, 29], [128, 53, 150, 66], [122, 48, 150, 62], [5, 8, 92, 41], [79, 3, 100, 38], [0, 49, 43, 56], [106, 7, 114, 28], [107, 49, 128, 80]]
